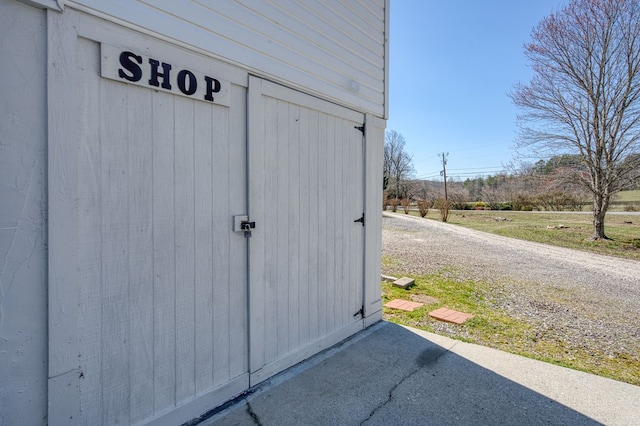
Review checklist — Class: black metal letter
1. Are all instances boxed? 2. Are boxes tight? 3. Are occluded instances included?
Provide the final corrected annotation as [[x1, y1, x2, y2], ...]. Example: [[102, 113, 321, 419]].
[[204, 76, 221, 102], [148, 59, 172, 90], [118, 51, 142, 82], [177, 70, 197, 95]]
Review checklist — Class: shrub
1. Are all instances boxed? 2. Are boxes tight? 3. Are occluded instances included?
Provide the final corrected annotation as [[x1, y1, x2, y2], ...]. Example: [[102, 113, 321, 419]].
[[390, 198, 399, 212], [382, 192, 389, 211], [417, 199, 430, 217], [434, 198, 452, 222], [624, 204, 638, 212], [401, 198, 410, 214], [512, 193, 535, 212], [472, 201, 487, 210], [533, 191, 584, 211]]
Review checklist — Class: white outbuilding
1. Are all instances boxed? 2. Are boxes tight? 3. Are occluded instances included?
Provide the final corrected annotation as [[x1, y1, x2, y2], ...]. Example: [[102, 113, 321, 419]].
[[0, 0, 388, 424]]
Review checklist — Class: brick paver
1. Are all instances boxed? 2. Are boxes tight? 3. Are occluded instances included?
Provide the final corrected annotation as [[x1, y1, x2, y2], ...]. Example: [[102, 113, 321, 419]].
[[429, 307, 475, 324], [384, 299, 424, 312]]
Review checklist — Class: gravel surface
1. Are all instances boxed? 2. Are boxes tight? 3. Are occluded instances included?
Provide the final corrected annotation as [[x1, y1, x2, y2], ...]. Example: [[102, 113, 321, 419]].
[[381, 212, 640, 373]]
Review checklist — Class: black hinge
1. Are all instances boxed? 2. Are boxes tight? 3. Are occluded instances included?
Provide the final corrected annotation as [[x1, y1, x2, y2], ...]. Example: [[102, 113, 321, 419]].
[[353, 306, 364, 317], [354, 213, 365, 226], [354, 124, 365, 135]]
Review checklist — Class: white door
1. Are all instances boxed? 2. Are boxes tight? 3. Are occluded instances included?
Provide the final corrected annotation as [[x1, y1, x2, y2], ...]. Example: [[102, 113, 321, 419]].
[[248, 77, 366, 384], [72, 37, 249, 424]]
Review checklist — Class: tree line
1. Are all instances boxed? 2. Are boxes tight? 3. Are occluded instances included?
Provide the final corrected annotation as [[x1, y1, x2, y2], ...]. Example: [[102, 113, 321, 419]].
[[384, 147, 639, 213]]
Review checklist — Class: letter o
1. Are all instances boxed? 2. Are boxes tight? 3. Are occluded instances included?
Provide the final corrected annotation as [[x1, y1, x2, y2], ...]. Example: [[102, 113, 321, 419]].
[[177, 70, 197, 95]]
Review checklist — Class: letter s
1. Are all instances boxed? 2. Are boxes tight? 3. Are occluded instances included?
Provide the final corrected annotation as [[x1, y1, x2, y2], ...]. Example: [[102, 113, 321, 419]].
[[118, 51, 143, 82]]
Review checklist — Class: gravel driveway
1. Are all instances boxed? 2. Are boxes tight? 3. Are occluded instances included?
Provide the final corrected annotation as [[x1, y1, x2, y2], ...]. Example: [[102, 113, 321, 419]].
[[381, 212, 640, 379]]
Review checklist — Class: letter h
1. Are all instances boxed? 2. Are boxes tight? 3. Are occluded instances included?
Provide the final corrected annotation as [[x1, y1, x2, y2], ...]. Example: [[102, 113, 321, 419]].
[[148, 59, 172, 90]]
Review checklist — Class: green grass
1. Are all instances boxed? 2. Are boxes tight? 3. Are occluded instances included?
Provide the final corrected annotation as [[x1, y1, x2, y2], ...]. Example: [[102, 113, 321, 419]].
[[614, 189, 640, 202], [383, 210, 640, 384], [381, 270, 640, 386], [404, 209, 640, 260]]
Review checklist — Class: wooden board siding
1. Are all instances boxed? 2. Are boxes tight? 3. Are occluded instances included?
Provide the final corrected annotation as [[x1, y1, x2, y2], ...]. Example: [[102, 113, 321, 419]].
[[248, 77, 366, 384], [0, 3, 49, 424], [45, 7, 385, 424], [67, 0, 389, 117], [363, 114, 385, 323], [70, 36, 249, 424]]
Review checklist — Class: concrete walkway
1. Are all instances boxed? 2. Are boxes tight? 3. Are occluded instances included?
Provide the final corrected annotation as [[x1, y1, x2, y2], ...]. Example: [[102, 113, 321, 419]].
[[199, 322, 640, 426]]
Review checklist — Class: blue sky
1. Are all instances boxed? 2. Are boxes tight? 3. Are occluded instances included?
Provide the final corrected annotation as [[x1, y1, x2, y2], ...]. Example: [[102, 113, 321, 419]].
[[386, 0, 569, 181]]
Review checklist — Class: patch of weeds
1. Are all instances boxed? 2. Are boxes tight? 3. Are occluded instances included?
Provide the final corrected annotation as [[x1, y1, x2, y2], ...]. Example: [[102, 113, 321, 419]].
[[623, 238, 640, 250], [525, 341, 640, 386], [381, 254, 401, 271], [381, 272, 535, 351], [381, 270, 640, 386]]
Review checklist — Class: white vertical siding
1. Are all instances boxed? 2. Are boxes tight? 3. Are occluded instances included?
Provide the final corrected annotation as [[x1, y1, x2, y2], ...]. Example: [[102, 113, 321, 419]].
[[151, 89, 178, 414], [364, 114, 385, 324], [0, 2, 48, 424], [67, 0, 389, 117], [127, 82, 154, 424], [47, 8, 82, 424], [100, 67, 132, 425], [248, 77, 366, 383], [70, 34, 250, 424], [194, 100, 215, 396], [39, 5, 385, 424], [77, 37, 103, 422]]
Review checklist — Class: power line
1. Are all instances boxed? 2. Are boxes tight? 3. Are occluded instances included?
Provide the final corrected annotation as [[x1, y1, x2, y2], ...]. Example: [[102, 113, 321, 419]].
[[415, 168, 506, 180], [447, 166, 505, 171]]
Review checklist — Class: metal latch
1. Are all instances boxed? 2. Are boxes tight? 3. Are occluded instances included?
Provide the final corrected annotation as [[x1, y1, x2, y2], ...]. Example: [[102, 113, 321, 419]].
[[233, 215, 256, 238]]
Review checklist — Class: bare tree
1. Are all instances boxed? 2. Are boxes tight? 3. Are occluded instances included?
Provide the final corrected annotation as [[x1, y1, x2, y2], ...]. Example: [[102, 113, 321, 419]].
[[411, 179, 432, 202], [511, 0, 640, 239], [384, 130, 415, 199], [446, 183, 471, 210]]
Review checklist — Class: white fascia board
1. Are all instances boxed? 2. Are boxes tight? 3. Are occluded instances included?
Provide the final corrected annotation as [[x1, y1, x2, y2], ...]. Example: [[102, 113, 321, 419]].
[[17, 0, 64, 11]]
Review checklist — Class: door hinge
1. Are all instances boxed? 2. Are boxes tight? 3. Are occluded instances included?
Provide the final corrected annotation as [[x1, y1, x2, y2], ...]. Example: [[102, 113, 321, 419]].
[[354, 124, 365, 135], [354, 213, 365, 226], [354, 306, 364, 317]]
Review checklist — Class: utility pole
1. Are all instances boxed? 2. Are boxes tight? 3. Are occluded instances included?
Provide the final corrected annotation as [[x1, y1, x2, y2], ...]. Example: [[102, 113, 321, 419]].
[[439, 152, 449, 201]]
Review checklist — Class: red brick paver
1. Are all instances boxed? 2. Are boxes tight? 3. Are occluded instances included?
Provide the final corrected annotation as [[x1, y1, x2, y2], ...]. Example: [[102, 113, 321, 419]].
[[384, 299, 424, 312], [428, 307, 475, 324]]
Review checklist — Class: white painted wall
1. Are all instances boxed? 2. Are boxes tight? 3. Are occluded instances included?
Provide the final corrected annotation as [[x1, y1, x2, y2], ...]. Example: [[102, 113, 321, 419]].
[[248, 77, 368, 384], [45, 11, 253, 423], [66, 0, 389, 118], [0, 1, 49, 424], [364, 114, 385, 321], [1, 1, 386, 423], [81, 38, 249, 424]]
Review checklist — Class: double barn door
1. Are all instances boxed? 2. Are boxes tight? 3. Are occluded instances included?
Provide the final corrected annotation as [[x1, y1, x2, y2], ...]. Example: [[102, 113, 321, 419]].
[[65, 36, 365, 424]]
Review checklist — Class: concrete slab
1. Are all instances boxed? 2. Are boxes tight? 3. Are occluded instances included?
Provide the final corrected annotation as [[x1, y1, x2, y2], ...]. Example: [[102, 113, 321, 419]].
[[392, 276, 415, 289], [199, 322, 640, 426]]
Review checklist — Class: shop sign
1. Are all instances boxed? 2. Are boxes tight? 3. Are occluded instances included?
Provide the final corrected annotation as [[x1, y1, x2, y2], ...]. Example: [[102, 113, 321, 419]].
[[101, 43, 230, 106]]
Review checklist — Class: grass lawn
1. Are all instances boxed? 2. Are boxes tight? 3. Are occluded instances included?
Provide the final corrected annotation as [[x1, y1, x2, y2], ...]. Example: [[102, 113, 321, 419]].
[[613, 189, 640, 203], [381, 272, 640, 386], [382, 210, 640, 386], [402, 209, 640, 260]]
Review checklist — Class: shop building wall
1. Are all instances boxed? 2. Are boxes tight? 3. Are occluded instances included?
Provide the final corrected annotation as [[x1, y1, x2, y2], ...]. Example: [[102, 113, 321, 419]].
[[69, 0, 388, 118], [0, 1, 49, 424]]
